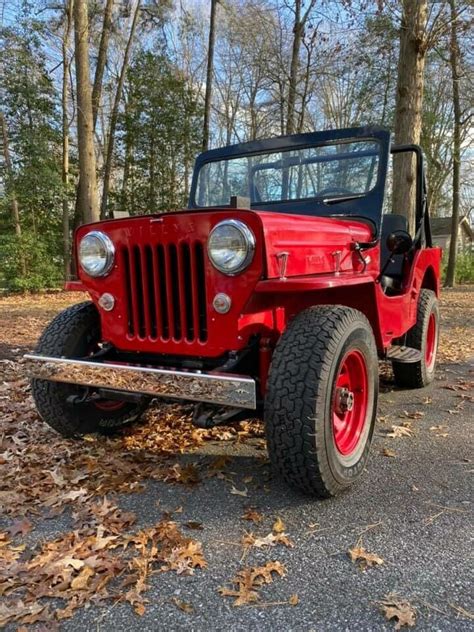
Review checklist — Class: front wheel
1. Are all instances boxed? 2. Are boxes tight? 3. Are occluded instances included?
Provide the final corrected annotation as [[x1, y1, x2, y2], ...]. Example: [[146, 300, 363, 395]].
[[31, 301, 149, 437], [265, 306, 378, 498]]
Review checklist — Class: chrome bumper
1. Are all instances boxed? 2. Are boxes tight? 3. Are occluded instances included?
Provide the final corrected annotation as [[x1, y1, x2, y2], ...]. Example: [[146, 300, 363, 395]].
[[24, 354, 257, 410]]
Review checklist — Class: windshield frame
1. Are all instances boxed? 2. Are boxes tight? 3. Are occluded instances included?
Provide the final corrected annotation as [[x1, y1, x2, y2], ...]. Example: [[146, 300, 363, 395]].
[[189, 126, 391, 236]]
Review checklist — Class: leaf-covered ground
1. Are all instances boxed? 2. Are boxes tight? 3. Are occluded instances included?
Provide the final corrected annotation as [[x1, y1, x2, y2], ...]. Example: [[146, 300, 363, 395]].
[[0, 288, 473, 630]]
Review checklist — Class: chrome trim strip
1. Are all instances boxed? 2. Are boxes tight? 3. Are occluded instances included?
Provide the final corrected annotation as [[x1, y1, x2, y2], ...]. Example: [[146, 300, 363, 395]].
[[24, 354, 257, 410]]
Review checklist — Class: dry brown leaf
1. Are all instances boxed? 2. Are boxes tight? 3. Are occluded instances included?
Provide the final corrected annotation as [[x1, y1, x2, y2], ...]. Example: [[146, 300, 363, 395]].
[[171, 597, 194, 614], [184, 521, 203, 530], [386, 425, 414, 438], [218, 561, 286, 606], [134, 602, 146, 616], [272, 517, 286, 533], [242, 531, 294, 550], [348, 545, 384, 570], [242, 507, 263, 523], [289, 594, 299, 606], [382, 447, 397, 458], [7, 518, 33, 538], [402, 410, 424, 419], [379, 595, 416, 629], [70, 565, 95, 590]]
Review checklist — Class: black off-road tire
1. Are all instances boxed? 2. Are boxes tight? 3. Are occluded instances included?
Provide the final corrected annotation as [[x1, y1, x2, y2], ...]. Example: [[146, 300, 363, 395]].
[[31, 301, 149, 437], [265, 306, 378, 498], [392, 289, 439, 389]]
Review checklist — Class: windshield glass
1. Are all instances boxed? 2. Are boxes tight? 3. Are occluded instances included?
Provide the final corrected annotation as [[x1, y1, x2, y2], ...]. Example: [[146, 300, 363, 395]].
[[195, 140, 380, 207]]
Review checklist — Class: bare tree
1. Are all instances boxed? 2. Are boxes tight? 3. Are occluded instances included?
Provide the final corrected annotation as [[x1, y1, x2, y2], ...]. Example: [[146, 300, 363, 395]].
[[202, 0, 218, 151], [74, 0, 99, 224], [444, 0, 462, 287], [286, 0, 316, 135], [92, 0, 114, 130], [100, 0, 141, 219], [392, 0, 428, 232], [62, 0, 73, 280]]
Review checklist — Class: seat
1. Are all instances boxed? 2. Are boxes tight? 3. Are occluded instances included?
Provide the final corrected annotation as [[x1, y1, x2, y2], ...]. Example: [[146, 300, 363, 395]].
[[380, 214, 409, 292]]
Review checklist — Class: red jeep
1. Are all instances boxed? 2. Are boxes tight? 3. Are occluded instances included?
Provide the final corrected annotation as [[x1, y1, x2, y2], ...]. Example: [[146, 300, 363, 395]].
[[26, 126, 441, 498]]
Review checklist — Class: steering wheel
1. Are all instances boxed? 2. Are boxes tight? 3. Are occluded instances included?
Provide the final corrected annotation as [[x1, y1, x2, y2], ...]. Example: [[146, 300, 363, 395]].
[[316, 186, 355, 197]]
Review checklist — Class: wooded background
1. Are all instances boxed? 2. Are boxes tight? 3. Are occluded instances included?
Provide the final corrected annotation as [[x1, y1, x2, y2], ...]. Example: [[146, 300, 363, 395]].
[[0, 0, 472, 291]]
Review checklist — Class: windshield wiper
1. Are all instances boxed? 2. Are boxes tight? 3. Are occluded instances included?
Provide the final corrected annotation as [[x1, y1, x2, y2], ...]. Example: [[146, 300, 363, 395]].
[[322, 194, 365, 205]]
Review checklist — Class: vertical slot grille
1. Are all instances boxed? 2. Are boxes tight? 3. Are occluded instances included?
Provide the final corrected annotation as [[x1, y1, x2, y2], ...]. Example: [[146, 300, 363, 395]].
[[122, 240, 207, 343]]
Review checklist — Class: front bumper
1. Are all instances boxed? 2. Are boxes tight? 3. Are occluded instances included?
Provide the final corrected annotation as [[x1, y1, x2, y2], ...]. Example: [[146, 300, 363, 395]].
[[24, 354, 257, 410]]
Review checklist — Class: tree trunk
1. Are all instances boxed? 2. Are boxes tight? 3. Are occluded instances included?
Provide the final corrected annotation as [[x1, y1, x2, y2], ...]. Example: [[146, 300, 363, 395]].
[[444, 0, 461, 288], [92, 0, 114, 130], [62, 0, 73, 281], [286, 0, 315, 135], [100, 0, 141, 219], [121, 97, 133, 213], [74, 0, 99, 224], [286, 0, 302, 136], [202, 0, 217, 152], [392, 0, 428, 234]]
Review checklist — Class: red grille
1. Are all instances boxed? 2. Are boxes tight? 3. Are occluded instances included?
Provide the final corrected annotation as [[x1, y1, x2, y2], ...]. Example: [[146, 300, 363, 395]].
[[121, 241, 208, 343]]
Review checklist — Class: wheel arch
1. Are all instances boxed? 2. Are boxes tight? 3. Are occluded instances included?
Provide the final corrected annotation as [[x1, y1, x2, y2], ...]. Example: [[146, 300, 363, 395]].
[[276, 283, 384, 351], [420, 265, 438, 296]]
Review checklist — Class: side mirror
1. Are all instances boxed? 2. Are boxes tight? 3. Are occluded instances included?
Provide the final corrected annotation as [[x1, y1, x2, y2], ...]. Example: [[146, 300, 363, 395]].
[[386, 230, 413, 255]]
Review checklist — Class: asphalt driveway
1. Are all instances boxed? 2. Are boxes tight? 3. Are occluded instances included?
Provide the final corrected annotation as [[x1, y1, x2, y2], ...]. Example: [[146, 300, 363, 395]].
[[0, 288, 472, 631]]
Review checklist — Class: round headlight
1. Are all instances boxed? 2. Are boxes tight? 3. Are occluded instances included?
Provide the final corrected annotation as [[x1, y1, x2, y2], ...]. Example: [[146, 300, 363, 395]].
[[207, 220, 255, 275], [79, 231, 115, 277]]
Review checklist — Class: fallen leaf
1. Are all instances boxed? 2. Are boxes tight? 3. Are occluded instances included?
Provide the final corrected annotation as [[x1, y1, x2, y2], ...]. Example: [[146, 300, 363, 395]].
[[70, 566, 95, 590], [402, 410, 424, 419], [60, 557, 85, 571], [171, 597, 194, 614], [218, 561, 286, 606], [184, 521, 203, 530], [386, 425, 413, 438], [134, 602, 146, 616], [242, 507, 263, 523], [242, 531, 294, 550], [230, 486, 248, 497], [272, 517, 285, 533], [348, 545, 384, 570], [382, 447, 397, 458], [7, 518, 33, 538], [379, 595, 416, 629], [289, 594, 299, 606]]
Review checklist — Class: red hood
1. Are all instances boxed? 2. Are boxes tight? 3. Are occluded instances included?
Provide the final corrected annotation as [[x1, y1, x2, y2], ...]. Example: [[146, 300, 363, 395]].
[[255, 210, 374, 278]]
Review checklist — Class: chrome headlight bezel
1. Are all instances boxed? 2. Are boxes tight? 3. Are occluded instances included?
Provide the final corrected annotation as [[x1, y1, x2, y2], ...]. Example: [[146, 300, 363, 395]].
[[207, 219, 256, 275], [78, 231, 115, 278]]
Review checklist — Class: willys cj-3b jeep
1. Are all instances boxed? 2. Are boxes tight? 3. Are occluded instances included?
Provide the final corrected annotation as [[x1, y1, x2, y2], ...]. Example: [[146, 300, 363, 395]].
[[25, 126, 441, 498]]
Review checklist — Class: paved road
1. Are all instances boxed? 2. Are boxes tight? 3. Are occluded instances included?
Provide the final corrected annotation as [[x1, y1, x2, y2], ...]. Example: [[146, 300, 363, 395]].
[[53, 359, 472, 632]]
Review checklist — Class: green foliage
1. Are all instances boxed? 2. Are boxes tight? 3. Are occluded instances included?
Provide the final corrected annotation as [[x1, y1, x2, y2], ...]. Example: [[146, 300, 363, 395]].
[[1, 11, 64, 291], [442, 252, 474, 285], [114, 49, 202, 215], [0, 232, 63, 292]]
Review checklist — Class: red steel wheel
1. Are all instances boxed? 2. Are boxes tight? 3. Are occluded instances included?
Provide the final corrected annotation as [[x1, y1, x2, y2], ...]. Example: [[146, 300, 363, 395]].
[[332, 350, 369, 457], [425, 312, 437, 371], [265, 305, 378, 498]]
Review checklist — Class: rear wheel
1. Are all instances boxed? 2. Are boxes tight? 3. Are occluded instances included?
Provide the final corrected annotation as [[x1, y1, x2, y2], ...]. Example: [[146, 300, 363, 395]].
[[392, 289, 439, 388], [265, 306, 378, 498], [31, 301, 149, 437]]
